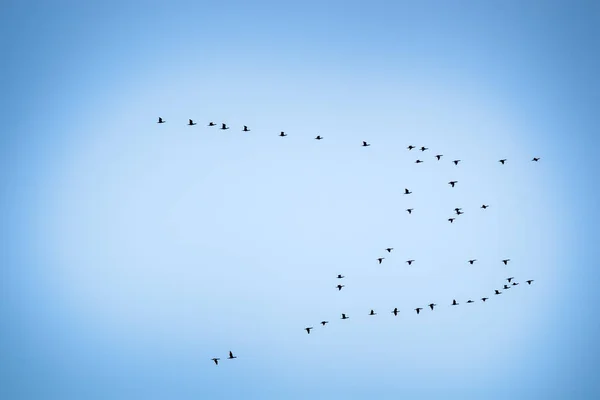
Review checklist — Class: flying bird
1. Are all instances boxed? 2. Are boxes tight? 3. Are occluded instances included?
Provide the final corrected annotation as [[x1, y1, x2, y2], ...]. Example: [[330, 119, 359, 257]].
[[221, 123, 229, 130], [435, 154, 443, 160], [377, 258, 385, 264], [420, 146, 428, 152], [468, 259, 477, 265], [279, 131, 287, 137], [453, 160, 461, 165], [188, 119, 197, 126], [369, 309, 377, 316], [212, 358, 220, 365], [452, 299, 459, 306], [494, 290, 502, 295], [448, 181, 458, 188], [406, 208, 414, 214], [406, 259, 415, 265], [385, 248, 394, 253], [341, 313, 349, 319], [404, 188, 412, 195], [228, 351, 237, 359], [157, 117, 165, 123], [392, 307, 399, 316], [336, 284, 345, 291], [532, 157, 540, 162], [407, 145, 415, 150], [481, 204, 489, 209], [243, 125, 250, 132], [305, 327, 313, 334], [466, 300, 474, 304], [428, 303, 437, 310], [321, 321, 329, 326], [503, 284, 511, 290], [336, 274, 344, 279], [456, 210, 464, 215], [415, 307, 423, 314], [362, 141, 370, 147], [502, 259, 510, 265], [315, 135, 323, 140], [506, 277, 515, 283], [512, 282, 519, 286], [415, 160, 423, 164], [499, 159, 507, 164], [208, 122, 216, 126], [448, 218, 455, 223], [481, 297, 489, 302], [526, 280, 534, 285]]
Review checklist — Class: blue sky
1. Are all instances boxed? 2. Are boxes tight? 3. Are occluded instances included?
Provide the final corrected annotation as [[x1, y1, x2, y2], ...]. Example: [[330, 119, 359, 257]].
[[1, 1, 599, 399]]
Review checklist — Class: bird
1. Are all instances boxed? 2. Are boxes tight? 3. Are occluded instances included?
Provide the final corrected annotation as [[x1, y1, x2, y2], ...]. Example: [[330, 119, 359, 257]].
[[415, 307, 423, 314], [454, 207, 463, 213], [494, 290, 502, 295], [157, 117, 165, 123], [532, 157, 540, 162], [466, 300, 474, 304], [362, 141, 370, 147], [321, 321, 329, 326], [453, 160, 461, 165], [208, 122, 216, 126], [503, 284, 511, 290], [415, 159, 423, 164], [452, 299, 459, 306], [481, 297, 489, 302], [279, 131, 287, 137], [512, 282, 519, 286], [499, 159, 507, 164], [228, 351, 237, 359], [315, 135, 323, 140], [506, 277, 515, 283], [336, 274, 344, 279], [369, 309, 377, 316], [502, 259, 510, 265], [221, 123, 229, 130], [407, 145, 415, 150], [456, 210, 464, 215], [188, 119, 197, 126], [448, 181, 458, 188], [406, 208, 414, 214], [212, 358, 220, 365], [341, 313, 349, 319], [526, 280, 534, 285], [428, 303, 437, 310], [404, 188, 412, 195], [481, 204, 490, 209], [391, 307, 399, 316], [243, 125, 250, 132], [468, 259, 477, 265], [435, 154, 443, 160], [385, 248, 394, 253], [305, 327, 313, 334], [448, 218, 455, 223], [420, 146, 428, 152], [406, 259, 415, 265], [336, 284, 345, 291], [377, 258, 385, 264]]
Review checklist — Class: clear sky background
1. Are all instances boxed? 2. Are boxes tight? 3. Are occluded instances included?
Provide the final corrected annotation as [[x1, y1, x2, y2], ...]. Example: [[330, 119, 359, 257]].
[[1, 1, 599, 399]]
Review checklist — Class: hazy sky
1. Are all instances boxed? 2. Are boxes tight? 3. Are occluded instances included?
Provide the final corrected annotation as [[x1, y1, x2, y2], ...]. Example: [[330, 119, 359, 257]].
[[1, 1, 599, 399]]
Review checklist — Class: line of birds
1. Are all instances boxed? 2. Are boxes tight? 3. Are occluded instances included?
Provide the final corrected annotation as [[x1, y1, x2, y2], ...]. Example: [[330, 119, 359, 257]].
[[370, 255, 513, 267]]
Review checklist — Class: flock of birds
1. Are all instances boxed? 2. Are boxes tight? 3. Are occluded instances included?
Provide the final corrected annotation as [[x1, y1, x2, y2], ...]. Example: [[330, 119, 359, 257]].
[[156, 117, 540, 364]]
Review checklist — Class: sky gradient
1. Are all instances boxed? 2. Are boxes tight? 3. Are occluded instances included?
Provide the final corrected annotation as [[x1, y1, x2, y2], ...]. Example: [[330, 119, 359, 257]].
[[2, 1, 599, 399]]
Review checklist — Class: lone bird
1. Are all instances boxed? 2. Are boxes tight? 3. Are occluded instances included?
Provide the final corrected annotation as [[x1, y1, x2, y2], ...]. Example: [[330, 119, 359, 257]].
[[391, 307, 399, 316], [212, 358, 220, 365], [321, 321, 329, 326], [448, 218, 455, 223], [188, 119, 197, 126], [453, 160, 461, 165], [448, 181, 458, 188], [221, 123, 229, 130], [369, 309, 377, 316], [532, 157, 540, 162], [305, 327, 313, 334], [415, 159, 423, 164], [377, 258, 385, 264], [495, 290, 502, 295], [157, 117, 166, 123], [208, 122, 216, 126], [428, 303, 437, 310], [404, 188, 412, 195], [315, 135, 323, 140], [336, 274, 344, 279], [415, 307, 423, 314], [406, 208, 414, 214], [420, 146, 428, 152], [506, 277, 515, 283], [362, 141, 370, 147], [526, 280, 534, 285], [452, 299, 459, 306], [243, 125, 250, 132], [481, 297, 489, 302], [228, 351, 237, 359], [481, 204, 489, 209], [468, 259, 477, 265], [279, 131, 287, 137], [406, 259, 415, 265], [385, 248, 394, 253], [466, 300, 474, 304], [502, 259, 511, 265], [435, 154, 443, 160], [341, 313, 349, 320], [499, 159, 507, 164], [407, 145, 415, 150], [336, 284, 345, 291]]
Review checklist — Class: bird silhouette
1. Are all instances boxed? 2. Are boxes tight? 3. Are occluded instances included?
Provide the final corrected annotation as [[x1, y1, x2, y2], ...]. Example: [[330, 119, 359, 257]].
[[452, 299, 459, 306], [526, 280, 534, 285], [337, 274, 344, 279], [428, 303, 437, 310], [341, 313, 349, 319], [456, 210, 464, 215], [321, 321, 329, 326], [228, 351, 237, 359], [407, 145, 415, 150], [512, 282, 519, 286], [386, 248, 394, 253], [406, 208, 414, 214], [305, 327, 313, 334], [415, 307, 423, 314], [453, 160, 461, 165], [481, 297, 489, 302], [212, 358, 220, 365], [435, 154, 443, 160], [466, 300, 474, 304], [280, 131, 287, 137], [208, 122, 216, 126], [468, 259, 477, 264], [532, 157, 540, 162], [454, 207, 463, 213], [369, 309, 377, 316], [188, 119, 197, 126], [495, 290, 502, 295], [392, 307, 399, 316], [506, 277, 514, 283], [481, 204, 489, 209], [502, 259, 510, 265], [448, 218, 455, 223], [404, 188, 412, 195], [503, 284, 511, 290], [420, 146, 428, 152], [157, 117, 165, 123], [499, 159, 507, 164], [406, 259, 415, 265], [415, 159, 423, 164], [221, 123, 229, 130], [243, 125, 250, 132], [336, 284, 345, 291], [315, 135, 323, 140], [448, 181, 458, 187], [362, 141, 370, 147], [377, 258, 385, 264]]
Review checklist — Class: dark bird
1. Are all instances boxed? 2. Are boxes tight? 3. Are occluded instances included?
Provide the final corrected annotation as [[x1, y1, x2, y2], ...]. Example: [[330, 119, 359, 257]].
[[391, 307, 399, 316], [369, 309, 377, 316], [506, 277, 514, 283], [454, 207, 463, 213], [228, 351, 237, 359], [456, 210, 464, 215], [448, 181, 458, 188], [407, 145, 415, 150], [503, 284, 511, 290], [495, 290, 502, 295], [341, 313, 349, 319], [428, 303, 437, 310], [404, 188, 412, 195], [188, 119, 197, 126], [499, 159, 507, 164], [502, 259, 510, 265], [243, 125, 250, 132], [415, 307, 423, 314], [406, 259, 415, 265], [435, 154, 443, 160], [279, 131, 287, 137], [315, 135, 323, 140], [448, 218, 455, 223], [452, 299, 459, 306], [221, 123, 229, 130], [337, 274, 344, 279], [466, 300, 474, 304], [208, 122, 216, 126], [157, 117, 165, 123], [386, 248, 394, 253], [481, 204, 489, 209], [321, 321, 329, 326], [406, 208, 414, 214], [420, 146, 428, 152], [532, 157, 540, 162], [453, 160, 461, 165], [468, 259, 477, 265], [377, 258, 385, 264], [362, 141, 370, 147], [415, 159, 423, 164], [512, 282, 519, 286], [305, 327, 313, 334], [212, 358, 220, 365], [526, 280, 534, 285], [481, 297, 489, 302], [336, 284, 345, 291]]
